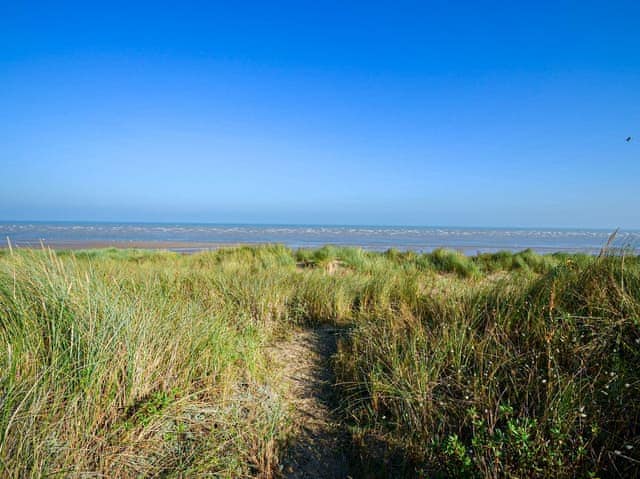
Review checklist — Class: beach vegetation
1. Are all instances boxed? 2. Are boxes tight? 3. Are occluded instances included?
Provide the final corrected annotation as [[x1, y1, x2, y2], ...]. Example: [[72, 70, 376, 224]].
[[0, 246, 638, 477]]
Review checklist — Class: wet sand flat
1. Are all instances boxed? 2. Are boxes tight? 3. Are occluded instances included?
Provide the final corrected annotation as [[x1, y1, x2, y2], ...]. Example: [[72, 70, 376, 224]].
[[0, 240, 245, 252]]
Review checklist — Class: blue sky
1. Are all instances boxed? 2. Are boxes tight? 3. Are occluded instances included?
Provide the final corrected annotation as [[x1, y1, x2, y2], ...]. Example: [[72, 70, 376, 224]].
[[1, 1, 639, 228]]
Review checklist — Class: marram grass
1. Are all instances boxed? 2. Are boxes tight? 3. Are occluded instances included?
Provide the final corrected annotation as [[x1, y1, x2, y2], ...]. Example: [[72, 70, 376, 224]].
[[0, 245, 638, 477]]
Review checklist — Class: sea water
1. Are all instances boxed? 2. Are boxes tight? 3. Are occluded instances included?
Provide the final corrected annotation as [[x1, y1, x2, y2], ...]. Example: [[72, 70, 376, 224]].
[[2, 222, 638, 254]]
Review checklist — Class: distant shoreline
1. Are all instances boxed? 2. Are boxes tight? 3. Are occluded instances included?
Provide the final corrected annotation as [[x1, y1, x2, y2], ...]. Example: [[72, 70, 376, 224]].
[[1, 240, 229, 252], [0, 239, 623, 255], [1, 220, 633, 232], [2, 223, 637, 255]]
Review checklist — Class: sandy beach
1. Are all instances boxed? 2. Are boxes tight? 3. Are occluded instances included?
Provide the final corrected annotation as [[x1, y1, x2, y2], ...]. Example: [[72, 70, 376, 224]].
[[0, 240, 234, 252]]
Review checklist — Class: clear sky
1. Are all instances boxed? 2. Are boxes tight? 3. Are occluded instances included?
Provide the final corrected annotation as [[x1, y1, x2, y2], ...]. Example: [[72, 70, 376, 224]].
[[1, 1, 639, 228]]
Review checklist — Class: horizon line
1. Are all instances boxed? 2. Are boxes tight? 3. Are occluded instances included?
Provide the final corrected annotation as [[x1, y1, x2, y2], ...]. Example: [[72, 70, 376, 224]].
[[0, 219, 635, 232]]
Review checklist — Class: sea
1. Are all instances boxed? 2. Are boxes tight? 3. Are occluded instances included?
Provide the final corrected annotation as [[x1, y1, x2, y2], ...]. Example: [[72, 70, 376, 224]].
[[1, 222, 639, 255]]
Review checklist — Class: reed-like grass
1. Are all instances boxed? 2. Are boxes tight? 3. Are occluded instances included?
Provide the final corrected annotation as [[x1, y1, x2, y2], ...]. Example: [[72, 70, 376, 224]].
[[0, 247, 288, 477], [0, 246, 638, 477], [336, 255, 640, 477]]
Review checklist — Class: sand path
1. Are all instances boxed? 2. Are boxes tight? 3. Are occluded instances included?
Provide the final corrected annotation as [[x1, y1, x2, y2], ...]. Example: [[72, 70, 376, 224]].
[[269, 326, 351, 478]]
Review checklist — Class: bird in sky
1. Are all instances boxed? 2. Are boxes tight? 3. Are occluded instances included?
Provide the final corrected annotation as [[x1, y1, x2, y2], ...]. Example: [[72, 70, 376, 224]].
[[626, 136, 632, 142]]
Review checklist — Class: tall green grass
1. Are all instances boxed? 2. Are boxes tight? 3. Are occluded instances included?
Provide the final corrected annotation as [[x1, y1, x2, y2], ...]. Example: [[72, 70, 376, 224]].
[[336, 255, 640, 477], [0, 248, 287, 477], [0, 246, 638, 477]]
